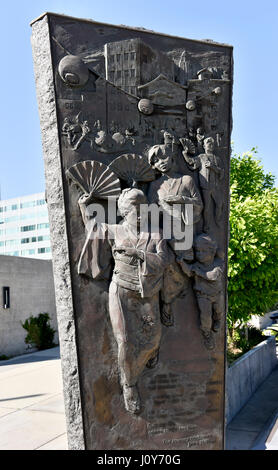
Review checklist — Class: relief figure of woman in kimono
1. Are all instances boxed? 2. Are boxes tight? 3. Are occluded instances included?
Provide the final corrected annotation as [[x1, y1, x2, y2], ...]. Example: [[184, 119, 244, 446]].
[[77, 187, 173, 414]]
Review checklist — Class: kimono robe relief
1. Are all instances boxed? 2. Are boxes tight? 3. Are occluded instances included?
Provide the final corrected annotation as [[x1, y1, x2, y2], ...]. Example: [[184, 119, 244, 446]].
[[78, 221, 173, 387]]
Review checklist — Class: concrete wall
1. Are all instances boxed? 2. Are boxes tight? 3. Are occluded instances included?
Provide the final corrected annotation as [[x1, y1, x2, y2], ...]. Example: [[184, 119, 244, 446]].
[[226, 336, 278, 424], [0, 255, 57, 357]]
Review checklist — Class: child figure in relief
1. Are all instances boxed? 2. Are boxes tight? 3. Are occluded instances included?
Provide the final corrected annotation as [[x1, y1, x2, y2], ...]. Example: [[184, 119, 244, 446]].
[[177, 233, 224, 350]]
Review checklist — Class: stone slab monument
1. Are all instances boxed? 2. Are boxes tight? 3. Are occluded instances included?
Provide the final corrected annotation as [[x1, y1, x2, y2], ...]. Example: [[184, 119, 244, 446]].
[[31, 12, 233, 450]]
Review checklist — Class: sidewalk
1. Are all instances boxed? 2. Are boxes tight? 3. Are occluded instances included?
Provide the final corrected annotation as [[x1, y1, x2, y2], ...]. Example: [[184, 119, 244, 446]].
[[0, 346, 67, 450], [0, 346, 277, 450], [226, 365, 278, 450]]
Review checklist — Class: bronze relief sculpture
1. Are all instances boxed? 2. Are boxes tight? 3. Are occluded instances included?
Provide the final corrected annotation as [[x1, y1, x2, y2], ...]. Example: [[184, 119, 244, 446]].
[[32, 13, 232, 449]]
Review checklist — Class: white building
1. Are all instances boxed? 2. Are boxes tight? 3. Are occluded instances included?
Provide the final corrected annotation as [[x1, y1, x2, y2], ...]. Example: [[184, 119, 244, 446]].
[[0, 192, 51, 260]]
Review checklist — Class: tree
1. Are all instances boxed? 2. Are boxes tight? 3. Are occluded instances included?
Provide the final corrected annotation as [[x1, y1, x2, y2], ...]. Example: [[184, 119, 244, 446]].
[[22, 313, 56, 350], [227, 148, 278, 332]]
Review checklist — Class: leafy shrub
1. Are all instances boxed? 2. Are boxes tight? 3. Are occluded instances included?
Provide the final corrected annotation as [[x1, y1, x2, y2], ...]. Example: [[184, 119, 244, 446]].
[[227, 326, 265, 365], [22, 313, 56, 351], [238, 326, 265, 353]]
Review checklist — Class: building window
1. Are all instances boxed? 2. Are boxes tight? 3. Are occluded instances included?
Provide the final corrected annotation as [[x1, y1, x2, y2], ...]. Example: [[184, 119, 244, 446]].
[[21, 225, 36, 232], [5, 240, 18, 247], [38, 235, 50, 242], [20, 201, 36, 209], [3, 286, 10, 309], [36, 199, 46, 206], [38, 247, 51, 254], [21, 237, 37, 244], [20, 199, 45, 209], [21, 249, 35, 256], [37, 223, 49, 230]]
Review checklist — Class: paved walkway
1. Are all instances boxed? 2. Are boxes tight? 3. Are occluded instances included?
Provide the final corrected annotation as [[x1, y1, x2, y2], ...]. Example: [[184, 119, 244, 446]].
[[226, 365, 278, 450], [0, 347, 67, 450], [0, 346, 277, 450]]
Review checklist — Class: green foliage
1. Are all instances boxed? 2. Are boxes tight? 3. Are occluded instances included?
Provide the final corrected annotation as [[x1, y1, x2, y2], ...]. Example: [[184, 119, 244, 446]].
[[227, 326, 265, 365], [22, 313, 56, 351], [230, 147, 275, 199], [236, 326, 264, 353], [0, 355, 10, 361], [228, 149, 278, 328]]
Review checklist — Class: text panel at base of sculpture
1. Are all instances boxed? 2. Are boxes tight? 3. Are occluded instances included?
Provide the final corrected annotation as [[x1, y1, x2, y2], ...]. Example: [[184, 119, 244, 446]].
[[31, 13, 232, 450]]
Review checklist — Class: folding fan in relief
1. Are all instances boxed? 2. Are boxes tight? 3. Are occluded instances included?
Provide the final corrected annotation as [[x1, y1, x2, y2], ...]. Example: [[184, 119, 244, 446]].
[[109, 153, 155, 187], [66, 160, 121, 199]]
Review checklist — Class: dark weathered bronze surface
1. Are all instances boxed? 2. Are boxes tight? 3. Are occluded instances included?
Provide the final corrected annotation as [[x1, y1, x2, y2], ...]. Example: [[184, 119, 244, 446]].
[[31, 12, 233, 450]]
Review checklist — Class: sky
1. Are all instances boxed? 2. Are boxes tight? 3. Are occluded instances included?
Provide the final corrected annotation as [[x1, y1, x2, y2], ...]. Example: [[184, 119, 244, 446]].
[[0, 0, 277, 200]]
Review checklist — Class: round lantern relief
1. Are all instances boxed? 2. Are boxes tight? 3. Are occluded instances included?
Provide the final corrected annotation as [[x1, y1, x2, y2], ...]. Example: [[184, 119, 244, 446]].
[[138, 99, 154, 115], [58, 55, 89, 88], [185, 100, 196, 111]]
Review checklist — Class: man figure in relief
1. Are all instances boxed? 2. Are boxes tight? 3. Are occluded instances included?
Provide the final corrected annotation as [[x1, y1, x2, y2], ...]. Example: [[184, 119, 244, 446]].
[[181, 136, 224, 233]]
